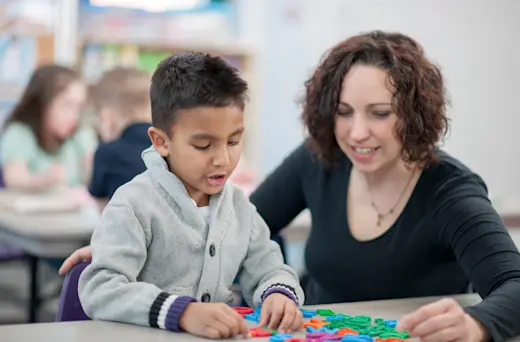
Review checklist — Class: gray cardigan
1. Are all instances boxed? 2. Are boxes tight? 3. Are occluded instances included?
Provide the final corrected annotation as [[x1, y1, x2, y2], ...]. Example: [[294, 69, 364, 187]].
[[78, 146, 304, 332]]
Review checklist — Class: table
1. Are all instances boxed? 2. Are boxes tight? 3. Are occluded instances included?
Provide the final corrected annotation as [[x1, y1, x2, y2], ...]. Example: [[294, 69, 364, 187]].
[[0, 189, 99, 258], [0, 189, 99, 322], [3, 294, 511, 342]]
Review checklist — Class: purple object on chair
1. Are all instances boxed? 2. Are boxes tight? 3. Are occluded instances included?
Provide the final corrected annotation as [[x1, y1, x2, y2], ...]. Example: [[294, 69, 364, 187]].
[[55, 261, 91, 322], [0, 244, 27, 261]]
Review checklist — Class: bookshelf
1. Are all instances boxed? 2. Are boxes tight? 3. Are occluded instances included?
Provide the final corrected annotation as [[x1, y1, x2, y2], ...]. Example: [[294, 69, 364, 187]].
[[77, 37, 260, 169], [0, 33, 55, 127]]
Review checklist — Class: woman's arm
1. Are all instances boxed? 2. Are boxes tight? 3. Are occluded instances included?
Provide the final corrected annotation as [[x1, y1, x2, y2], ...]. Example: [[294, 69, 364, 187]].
[[435, 172, 520, 341], [249, 142, 310, 236]]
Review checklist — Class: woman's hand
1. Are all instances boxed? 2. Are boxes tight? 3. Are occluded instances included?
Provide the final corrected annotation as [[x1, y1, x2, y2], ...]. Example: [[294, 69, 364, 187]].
[[396, 298, 488, 342], [58, 246, 92, 275]]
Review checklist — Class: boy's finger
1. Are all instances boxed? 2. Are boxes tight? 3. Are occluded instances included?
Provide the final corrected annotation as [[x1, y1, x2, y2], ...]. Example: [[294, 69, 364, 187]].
[[225, 306, 249, 337], [258, 305, 271, 327], [290, 311, 304, 332], [205, 326, 223, 339], [216, 311, 239, 337], [238, 316, 250, 337], [278, 305, 296, 333], [268, 301, 285, 330], [210, 319, 232, 338]]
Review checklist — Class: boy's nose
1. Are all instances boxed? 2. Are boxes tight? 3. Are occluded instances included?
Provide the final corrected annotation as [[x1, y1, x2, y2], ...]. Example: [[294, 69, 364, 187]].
[[213, 147, 231, 166]]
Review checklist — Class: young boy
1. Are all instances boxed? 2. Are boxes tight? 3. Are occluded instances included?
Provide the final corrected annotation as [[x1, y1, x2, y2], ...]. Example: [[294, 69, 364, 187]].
[[78, 52, 305, 339], [88, 67, 152, 207]]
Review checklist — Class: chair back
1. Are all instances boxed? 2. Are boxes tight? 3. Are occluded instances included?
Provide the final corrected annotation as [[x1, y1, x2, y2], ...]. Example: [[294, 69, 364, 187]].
[[0, 243, 26, 261], [55, 261, 91, 322]]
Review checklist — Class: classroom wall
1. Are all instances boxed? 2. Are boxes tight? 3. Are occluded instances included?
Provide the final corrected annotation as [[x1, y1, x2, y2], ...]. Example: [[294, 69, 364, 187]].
[[251, 0, 520, 201]]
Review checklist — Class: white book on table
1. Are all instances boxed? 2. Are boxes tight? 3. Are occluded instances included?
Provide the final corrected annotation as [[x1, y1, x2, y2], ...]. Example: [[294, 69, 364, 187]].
[[0, 194, 82, 214]]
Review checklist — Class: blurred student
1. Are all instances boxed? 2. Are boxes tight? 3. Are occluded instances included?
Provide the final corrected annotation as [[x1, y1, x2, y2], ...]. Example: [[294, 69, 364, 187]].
[[88, 67, 152, 209], [0, 65, 98, 191]]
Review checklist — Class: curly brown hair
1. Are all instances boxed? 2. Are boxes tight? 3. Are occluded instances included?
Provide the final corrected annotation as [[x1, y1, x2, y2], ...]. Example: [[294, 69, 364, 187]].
[[301, 30, 449, 167]]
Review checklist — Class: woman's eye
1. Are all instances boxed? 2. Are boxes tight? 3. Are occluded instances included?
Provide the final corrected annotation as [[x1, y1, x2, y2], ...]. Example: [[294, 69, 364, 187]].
[[373, 111, 391, 118], [228, 141, 240, 146], [336, 111, 352, 117]]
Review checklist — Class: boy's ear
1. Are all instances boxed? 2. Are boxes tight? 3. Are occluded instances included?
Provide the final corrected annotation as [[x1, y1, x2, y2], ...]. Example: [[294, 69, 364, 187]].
[[148, 127, 170, 157]]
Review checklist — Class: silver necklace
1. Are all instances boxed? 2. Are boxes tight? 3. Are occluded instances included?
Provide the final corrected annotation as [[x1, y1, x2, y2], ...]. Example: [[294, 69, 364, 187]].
[[370, 168, 416, 227]]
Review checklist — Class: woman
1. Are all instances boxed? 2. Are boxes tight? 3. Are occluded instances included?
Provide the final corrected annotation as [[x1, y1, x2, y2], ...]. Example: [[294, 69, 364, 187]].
[[59, 31, 520, 341], [0, 64, 98, 190]]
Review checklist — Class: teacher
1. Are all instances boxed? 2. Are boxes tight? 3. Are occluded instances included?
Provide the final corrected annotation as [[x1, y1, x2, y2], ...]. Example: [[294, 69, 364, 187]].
[[60, 31, 520, 342]]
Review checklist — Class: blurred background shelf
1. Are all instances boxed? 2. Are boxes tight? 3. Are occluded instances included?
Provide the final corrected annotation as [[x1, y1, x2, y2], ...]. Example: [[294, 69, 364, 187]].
[[0, 0, 261, 167]]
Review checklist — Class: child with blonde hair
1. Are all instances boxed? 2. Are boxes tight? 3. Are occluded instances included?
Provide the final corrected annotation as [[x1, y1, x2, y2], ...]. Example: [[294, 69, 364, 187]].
[[88, 67, 152, 205]]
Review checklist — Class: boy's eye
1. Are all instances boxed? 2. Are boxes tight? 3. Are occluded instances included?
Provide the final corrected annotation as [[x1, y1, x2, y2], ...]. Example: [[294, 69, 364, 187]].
[[193, 144, 210, 150], [228, 141, 240, 146]]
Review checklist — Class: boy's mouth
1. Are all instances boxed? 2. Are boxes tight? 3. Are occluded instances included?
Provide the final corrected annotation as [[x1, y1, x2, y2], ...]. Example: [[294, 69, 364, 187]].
[[207, 173, 227, 187]]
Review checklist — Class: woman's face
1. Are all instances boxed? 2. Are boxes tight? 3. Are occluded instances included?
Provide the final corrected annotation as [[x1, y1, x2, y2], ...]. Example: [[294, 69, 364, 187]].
[[45, 81, 87, 140], [334, 64, 402, 174]]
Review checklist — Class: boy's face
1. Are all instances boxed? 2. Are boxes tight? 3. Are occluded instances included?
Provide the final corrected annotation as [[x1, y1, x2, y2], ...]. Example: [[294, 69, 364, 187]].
[[148, 105, 244, 206]]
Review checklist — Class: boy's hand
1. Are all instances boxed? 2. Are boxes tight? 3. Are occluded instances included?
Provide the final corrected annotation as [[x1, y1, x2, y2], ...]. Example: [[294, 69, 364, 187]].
[[180, 302, 249, 339], [258, 293, 303, 333]]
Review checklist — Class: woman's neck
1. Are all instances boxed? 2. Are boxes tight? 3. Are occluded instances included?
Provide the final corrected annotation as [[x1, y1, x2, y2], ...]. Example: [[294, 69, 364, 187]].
[[355, 159, 418, 194]]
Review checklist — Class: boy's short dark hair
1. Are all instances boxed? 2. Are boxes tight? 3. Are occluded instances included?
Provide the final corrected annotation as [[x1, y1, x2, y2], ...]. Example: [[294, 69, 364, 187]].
[[150, 52, 248, 134]]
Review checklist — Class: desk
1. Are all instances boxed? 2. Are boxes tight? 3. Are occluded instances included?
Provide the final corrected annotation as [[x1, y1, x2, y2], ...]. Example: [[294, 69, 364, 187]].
[[0, 189, 99, 322], [1, 294, 510, 342], [0, 190, 99, 258]]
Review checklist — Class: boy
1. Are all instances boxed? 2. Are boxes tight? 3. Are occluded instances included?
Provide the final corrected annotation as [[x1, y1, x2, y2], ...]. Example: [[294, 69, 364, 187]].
[[88, 67, 152, 207], [78, 52, 304, 339]]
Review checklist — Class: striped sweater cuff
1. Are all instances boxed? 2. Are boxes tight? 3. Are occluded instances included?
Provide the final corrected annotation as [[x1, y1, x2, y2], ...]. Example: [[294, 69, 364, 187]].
[[261, 283, 299, 306], [149, 292, 197, 332]]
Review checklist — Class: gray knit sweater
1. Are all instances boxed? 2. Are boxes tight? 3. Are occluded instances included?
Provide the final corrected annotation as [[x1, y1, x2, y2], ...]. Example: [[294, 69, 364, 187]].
[[78, 146, 304, 332]]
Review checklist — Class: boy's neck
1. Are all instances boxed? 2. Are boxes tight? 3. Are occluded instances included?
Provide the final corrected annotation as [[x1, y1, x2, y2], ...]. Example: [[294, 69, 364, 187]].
[[165, 160, 210, 207], [187, 188, 209, 207]]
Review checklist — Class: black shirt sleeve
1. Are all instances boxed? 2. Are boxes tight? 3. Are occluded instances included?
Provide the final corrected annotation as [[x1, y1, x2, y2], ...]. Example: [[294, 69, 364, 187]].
[[88, 147, 109, 199], [249, 143, 309, 236], [435, 171, 520, 341]]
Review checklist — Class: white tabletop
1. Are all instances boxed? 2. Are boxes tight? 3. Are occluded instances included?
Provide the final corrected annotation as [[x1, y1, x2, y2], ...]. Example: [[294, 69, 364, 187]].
[[0, 189, 99, 257], [0, 294, 500, 342]]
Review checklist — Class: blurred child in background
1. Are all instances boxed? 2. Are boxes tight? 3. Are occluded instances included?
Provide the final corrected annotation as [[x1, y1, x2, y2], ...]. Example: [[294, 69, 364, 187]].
[[88, 67, 152, 209], [0, 64, 98, 191]]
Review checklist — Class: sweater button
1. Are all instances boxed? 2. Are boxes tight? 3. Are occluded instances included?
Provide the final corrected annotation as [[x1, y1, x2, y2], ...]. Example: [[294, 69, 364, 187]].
[[201, 293, 211, 302], [209, 244, 215, 257]]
